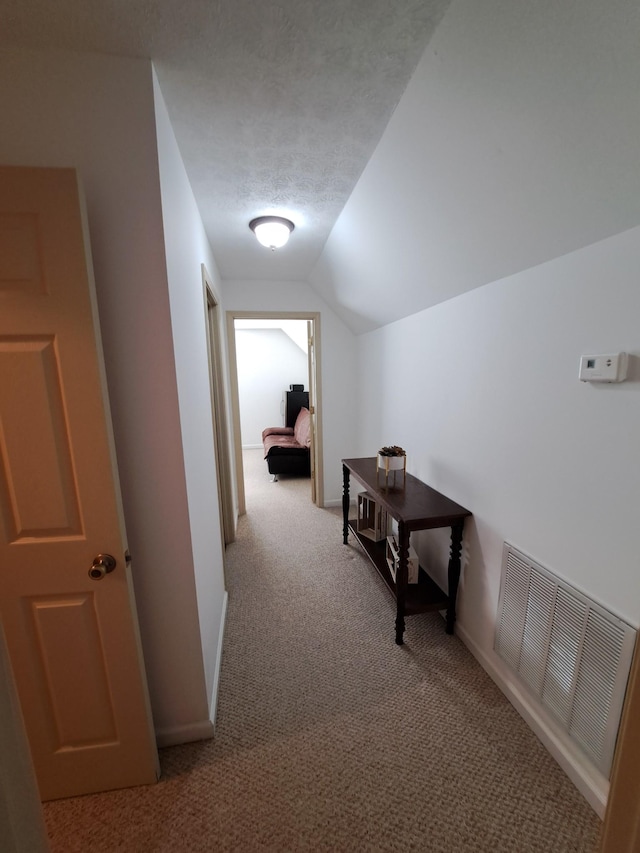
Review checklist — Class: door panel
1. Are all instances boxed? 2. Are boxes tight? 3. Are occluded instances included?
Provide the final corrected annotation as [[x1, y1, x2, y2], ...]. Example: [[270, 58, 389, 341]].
[[0, 212, 45, 294], [28, 594, 117, 747], [0, 165, 159, 800], [0, 337, 82, 539]]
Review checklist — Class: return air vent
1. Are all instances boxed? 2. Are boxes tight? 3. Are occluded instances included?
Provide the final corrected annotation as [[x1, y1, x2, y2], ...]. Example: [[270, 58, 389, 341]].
[[495, 543, 636, 777]]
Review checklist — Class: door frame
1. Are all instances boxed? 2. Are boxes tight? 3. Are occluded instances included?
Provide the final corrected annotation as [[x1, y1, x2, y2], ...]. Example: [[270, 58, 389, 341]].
[[202, 266, 235, 547], [225, 310, 324, 514]]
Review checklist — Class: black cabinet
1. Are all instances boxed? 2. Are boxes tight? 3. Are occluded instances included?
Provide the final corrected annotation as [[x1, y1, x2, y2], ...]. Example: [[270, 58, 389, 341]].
[[285, 390, 308, 428]]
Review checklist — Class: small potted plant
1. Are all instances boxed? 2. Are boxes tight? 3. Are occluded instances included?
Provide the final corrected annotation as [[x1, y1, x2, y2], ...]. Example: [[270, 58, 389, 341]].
[[377, 445, 406, 487]]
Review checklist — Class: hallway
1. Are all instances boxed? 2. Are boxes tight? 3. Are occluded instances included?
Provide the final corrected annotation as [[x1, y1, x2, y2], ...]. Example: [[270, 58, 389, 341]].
[[43, 450, 601, 851]]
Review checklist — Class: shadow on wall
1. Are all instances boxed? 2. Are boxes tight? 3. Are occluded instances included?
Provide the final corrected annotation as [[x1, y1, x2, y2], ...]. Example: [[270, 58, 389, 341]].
[[409, 456, 496, 645]]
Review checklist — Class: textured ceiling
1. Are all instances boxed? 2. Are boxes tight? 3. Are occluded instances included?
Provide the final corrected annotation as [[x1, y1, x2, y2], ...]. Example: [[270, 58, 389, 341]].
[[2, 0, 451, 280]]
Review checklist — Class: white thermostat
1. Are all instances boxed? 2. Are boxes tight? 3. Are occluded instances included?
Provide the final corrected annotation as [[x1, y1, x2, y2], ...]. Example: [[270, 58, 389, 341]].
[[579, 352, 628, 383]]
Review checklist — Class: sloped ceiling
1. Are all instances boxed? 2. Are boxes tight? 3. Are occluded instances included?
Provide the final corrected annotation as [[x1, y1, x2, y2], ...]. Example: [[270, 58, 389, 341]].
[[4, 0, 639, 336], [234, 319, 308, 354], [310, 0, 640, 332], [1, 0, 451, 282]]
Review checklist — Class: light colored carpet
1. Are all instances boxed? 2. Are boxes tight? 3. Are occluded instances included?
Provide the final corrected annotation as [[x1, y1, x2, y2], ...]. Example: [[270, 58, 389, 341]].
[[44, 449, 601, 851]]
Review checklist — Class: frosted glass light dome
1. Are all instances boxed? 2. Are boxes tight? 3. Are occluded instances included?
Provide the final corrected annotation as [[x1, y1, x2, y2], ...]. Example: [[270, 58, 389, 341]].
[[249, 216, 294, 249]]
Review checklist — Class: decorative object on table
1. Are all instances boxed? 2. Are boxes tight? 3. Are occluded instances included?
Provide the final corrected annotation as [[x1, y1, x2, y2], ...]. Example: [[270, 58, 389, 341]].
[[386, 535, 420, 584], [357, 492, 389, 542], [376, 445, 406, 488]]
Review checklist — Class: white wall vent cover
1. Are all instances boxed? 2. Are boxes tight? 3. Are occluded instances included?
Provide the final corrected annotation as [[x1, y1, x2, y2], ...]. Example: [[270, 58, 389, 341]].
[[495, 542, 636, 777]]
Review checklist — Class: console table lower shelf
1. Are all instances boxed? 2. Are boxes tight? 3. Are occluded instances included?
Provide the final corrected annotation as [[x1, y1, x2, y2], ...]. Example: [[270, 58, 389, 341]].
[[348, 520, 449, 618]]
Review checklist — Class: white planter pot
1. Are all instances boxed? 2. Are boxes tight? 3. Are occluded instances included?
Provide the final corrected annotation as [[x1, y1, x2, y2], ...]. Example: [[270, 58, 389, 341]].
[[377, 454, 405, 470]]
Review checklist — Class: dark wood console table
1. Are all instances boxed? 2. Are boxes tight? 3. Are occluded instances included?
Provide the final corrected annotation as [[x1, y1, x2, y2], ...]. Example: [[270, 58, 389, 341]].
[[342, 457, 472, 645]]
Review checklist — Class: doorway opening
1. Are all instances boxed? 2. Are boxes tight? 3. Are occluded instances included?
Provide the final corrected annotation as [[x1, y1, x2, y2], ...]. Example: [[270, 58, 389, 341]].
[[203, 266, 235, 548], [226, 311, 323, 515]]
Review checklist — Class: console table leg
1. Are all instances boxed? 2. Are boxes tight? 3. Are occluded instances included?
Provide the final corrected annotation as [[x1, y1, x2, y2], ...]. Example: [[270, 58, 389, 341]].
[[446, 519, 465, 634], [395, 522, 409, 644], [342, 465, 350, 545]]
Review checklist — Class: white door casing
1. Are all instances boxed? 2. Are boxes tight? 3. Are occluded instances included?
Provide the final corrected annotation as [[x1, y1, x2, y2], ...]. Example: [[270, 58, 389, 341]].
[[0, 165, 159, 800], [307, 320, 317, 504], [226, 311, 323, 511], [203, 267, 235, 548]]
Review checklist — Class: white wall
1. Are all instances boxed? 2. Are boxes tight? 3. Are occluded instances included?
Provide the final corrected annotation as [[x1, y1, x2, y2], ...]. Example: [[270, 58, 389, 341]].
[[358, 227, 640, 631], [356, 227, 640, 810], [0, 47, 212, 741], [236, 328, 308, 446], [221, 280, 358, 503], [307, 0, 640, 812], [153, 71, 227, 735]]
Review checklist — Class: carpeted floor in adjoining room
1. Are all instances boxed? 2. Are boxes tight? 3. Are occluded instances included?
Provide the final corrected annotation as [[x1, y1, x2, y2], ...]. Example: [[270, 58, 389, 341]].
[[43, 448, 602, 852]]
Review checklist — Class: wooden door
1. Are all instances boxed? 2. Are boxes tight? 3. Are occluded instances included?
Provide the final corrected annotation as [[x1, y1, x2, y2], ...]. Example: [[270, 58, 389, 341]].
[[0, 166, 159, 800], [600, 638, 640, 852]]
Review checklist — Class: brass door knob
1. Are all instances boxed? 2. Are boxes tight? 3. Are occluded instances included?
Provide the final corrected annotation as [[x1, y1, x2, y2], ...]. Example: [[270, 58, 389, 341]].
[[88, 554, 117, 580]]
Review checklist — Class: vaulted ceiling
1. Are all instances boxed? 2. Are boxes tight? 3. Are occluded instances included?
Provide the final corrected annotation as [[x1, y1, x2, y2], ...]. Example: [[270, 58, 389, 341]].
[[2, 0, 451, 280], [6, 0, 639, 336]]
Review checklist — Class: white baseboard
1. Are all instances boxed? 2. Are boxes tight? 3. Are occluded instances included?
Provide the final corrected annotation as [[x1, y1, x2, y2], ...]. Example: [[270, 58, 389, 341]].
[[155, 719, 215, 748], [323, 496, 358, 509], [242, 444, 262, 450], [209, 591, 228, 728], [455, 622, 609, 819]]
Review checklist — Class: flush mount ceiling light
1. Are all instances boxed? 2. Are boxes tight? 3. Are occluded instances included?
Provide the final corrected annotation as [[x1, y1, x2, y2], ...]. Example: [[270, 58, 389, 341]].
[[249, 216, 295, 250]]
